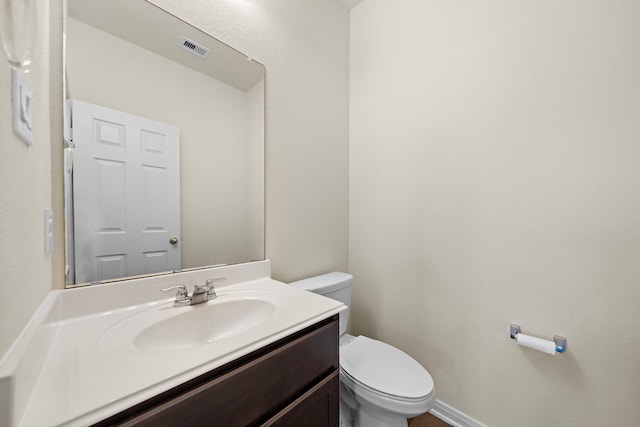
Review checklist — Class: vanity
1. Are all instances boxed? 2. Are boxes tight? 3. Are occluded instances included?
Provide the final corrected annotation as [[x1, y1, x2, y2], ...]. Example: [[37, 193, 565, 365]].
[[2, 261, 345, 426], [96, 317, 339, 426]]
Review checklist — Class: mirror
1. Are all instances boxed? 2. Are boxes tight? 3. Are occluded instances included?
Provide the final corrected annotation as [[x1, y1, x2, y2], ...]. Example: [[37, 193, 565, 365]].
[[64, 0, 265, 287]]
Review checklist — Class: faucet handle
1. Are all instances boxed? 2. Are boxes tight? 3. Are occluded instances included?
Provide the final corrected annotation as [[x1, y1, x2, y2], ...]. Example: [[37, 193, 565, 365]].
[[204, 278, 218, 300], [161, 284, 187, 294], [161, 284, 190, 306]]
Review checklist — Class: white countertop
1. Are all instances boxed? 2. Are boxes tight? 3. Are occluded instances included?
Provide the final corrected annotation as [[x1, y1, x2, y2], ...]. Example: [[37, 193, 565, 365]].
[[13, 262, 344, 426]]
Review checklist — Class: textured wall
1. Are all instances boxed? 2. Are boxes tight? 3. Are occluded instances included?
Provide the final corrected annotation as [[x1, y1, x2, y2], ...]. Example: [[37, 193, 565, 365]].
[[0, 2, 60, 358], [349, 1, 640, 426], [151, 0, 350, 282]]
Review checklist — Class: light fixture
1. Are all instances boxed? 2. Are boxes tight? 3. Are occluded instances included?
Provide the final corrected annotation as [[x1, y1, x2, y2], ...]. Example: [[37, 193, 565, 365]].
[[0, 0, 37, 71]]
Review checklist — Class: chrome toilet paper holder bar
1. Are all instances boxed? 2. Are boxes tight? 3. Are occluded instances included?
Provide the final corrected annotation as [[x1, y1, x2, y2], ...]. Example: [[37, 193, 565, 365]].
[[509, 324, 567, 353]]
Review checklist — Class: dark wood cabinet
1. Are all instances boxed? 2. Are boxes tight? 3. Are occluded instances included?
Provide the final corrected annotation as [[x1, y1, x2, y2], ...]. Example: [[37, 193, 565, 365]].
[[264, 371, 339, 427], [94, 316, 339, 427]]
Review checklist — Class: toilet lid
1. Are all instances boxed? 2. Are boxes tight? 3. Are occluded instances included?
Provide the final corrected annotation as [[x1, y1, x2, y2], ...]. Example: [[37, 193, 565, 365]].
[[340, 336, 434, 399]]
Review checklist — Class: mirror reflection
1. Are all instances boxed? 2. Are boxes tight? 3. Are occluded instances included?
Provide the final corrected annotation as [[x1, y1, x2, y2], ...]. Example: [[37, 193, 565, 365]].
[[65, 0, 265, 287]]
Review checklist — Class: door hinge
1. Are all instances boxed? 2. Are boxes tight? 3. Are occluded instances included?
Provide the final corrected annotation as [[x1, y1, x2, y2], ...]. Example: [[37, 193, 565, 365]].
[[64, 142, 74, 173], [64, 127, 73, 143]]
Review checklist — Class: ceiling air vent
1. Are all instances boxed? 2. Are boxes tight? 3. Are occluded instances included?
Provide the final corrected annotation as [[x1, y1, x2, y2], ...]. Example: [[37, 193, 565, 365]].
[[178, 36, 211, 59]]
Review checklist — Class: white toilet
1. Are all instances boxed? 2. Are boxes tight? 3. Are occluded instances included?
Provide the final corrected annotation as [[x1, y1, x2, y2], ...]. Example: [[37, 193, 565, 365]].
[[290, 272, 435, 427]]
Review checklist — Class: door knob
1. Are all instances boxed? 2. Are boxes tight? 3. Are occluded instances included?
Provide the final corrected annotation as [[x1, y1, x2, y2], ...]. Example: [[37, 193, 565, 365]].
[[169, 237, 179, 245]]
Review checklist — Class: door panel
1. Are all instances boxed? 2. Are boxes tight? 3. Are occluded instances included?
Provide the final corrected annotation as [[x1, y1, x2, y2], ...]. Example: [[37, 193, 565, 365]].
[[142, 251, 169, 273], [96, 254, 127, 281], [96, 159, 126, 231], [72, 99, 181, 283]]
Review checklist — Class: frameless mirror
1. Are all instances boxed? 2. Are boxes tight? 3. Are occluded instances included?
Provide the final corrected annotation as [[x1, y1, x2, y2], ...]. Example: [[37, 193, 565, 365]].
[[64, 0, 265, 287]]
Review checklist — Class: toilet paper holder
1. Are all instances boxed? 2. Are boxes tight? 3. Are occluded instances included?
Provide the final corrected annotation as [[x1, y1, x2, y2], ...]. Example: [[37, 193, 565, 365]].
[[509, 323, 567, 353]]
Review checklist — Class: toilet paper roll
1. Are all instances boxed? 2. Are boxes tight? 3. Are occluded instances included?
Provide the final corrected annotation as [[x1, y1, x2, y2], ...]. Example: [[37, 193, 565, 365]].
[[516, 333, 556, 355]]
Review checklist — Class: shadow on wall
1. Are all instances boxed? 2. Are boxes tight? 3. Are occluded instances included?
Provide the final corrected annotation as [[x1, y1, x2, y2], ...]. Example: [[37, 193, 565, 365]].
[[522, 348, 590, 397]]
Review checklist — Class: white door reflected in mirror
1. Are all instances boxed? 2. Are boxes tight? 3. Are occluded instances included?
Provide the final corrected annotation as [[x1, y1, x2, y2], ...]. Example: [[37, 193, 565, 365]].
[[70, 99, 181, 284]]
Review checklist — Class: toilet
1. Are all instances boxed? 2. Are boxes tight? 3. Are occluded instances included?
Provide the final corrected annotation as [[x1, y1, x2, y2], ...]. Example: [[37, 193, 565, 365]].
[[290, 272, 435, 427]]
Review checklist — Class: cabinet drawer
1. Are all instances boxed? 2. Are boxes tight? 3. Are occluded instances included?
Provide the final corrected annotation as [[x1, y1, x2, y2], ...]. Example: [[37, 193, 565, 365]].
[[108, 318, 338, 426], [263, 370, 339, 427]]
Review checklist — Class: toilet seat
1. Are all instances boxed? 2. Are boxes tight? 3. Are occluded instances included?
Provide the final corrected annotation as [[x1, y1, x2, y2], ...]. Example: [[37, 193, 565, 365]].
[[340, 335, 434, 400]]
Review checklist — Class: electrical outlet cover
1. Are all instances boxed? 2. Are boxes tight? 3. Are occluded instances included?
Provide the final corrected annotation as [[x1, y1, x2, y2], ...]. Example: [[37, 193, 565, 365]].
[[44, 208, 54, 254]]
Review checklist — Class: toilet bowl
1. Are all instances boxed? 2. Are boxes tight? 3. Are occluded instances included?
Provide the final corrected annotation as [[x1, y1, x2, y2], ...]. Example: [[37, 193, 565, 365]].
[[339, 334, 435, 427], [290, 273, 435, 427]]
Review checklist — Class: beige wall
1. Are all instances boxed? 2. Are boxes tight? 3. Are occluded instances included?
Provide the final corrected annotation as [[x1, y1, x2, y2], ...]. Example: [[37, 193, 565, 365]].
[[0, 1, 349, 358], [349, 1, 640, 426], [0, 2, 62, 359], [247, 80, 266, 263]]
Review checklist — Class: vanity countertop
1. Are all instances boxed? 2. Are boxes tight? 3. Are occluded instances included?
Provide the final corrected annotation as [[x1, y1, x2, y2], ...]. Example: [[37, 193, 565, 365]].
[[15, 262, 344, 426]]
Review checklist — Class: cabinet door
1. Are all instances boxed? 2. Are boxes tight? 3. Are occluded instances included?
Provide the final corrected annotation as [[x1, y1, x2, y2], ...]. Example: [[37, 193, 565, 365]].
[[263, 370, 339, 427], [111, 319, 338, 426]]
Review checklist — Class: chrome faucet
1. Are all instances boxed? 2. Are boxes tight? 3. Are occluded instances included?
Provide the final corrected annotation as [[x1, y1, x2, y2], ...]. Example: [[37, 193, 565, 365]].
[[161, 279, 218, 307], [161, 284, 190, 307], [191, 279, 217, 304]]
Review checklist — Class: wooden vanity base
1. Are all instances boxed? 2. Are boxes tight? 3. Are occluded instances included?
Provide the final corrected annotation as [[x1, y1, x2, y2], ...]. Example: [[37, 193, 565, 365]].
[[93, 316, 339, 427]]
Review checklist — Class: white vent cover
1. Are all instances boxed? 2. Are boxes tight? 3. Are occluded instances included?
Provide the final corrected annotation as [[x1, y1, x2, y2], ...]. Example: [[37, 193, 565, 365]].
[[178, 36, 211, 59]]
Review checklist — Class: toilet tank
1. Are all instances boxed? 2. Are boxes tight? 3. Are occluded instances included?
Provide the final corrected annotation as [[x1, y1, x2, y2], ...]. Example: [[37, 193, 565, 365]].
[[289, 272, 352, 336]]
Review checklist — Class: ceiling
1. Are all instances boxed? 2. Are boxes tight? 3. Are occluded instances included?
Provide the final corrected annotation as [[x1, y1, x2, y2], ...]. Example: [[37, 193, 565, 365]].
[[68, 0, 264, 91]]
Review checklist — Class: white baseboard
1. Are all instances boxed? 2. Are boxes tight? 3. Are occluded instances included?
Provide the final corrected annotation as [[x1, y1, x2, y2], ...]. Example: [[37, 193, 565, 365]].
[[429, 399, 487, 427]]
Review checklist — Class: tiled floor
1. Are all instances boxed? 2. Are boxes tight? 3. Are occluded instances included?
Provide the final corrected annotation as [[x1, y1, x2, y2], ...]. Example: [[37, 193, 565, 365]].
[[409, 412, 452, 427]]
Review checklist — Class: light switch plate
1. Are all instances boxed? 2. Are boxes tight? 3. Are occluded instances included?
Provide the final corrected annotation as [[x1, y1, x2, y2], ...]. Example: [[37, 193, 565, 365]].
[[11, 69, 34, 145]]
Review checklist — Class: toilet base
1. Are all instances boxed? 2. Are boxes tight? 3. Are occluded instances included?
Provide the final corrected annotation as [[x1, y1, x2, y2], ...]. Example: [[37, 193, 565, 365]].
[[340, 379, 415, 427], [339, 381, 356, 427], [355, 406, 408, 427]]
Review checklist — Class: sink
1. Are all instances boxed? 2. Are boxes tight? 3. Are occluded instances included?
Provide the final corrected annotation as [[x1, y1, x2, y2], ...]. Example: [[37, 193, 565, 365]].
[[100, 292, 278, 351]]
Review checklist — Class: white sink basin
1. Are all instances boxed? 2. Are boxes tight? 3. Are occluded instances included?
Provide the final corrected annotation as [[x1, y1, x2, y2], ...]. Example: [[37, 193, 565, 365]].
[[100, 291, 278, 351]]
